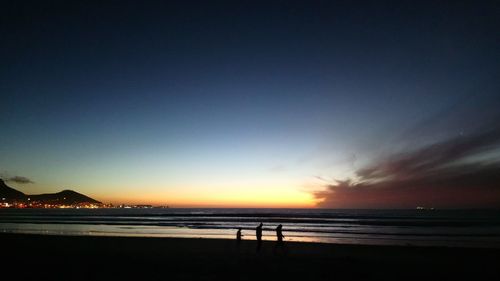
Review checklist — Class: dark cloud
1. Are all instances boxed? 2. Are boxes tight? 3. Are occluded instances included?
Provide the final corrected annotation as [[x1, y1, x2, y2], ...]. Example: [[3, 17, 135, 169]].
[[6, 176, 34, 184], [315, 127, 500, 208]]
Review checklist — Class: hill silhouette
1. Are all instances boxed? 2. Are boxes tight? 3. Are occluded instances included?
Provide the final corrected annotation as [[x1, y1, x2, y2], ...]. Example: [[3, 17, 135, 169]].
[[0, 179, 26, 200], [30, 190, 101, 205], [0, 179, 100, 204]]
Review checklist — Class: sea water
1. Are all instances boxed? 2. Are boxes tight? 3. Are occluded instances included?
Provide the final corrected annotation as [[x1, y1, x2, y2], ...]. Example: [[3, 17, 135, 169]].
[[1, 208, 499, 248]]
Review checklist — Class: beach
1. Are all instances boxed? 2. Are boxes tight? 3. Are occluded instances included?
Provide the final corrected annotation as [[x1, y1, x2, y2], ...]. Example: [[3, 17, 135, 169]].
[[3, 233, 499, 281], [3, 208, 499, 248]]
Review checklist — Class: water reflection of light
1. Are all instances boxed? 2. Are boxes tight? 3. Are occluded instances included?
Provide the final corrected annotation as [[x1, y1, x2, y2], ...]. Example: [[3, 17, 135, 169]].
[[1, 222, 499, 248]]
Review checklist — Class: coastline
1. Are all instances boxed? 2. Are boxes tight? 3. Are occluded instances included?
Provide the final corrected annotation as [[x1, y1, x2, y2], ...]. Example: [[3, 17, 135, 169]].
[[2, 208, 499, 249], [3, 233, 500, 280]]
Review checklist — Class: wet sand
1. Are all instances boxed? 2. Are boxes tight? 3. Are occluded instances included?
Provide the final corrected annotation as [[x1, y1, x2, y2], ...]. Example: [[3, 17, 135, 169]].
[[2, 233, 499, 280]]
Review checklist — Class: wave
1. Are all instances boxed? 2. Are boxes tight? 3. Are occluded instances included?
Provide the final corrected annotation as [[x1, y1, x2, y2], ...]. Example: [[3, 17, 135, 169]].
[[1, 208, 500, 247]]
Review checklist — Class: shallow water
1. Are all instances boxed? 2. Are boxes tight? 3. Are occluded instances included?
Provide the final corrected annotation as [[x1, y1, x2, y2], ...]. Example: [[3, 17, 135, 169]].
[[1, 208, 499, 248]]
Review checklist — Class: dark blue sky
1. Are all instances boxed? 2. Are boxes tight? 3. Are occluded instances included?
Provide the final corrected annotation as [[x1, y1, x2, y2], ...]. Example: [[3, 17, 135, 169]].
[[1, 1, 499, 207]]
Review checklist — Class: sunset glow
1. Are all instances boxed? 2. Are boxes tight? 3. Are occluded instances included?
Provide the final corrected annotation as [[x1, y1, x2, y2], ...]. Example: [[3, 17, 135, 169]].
[[1, 0, 499, 208]]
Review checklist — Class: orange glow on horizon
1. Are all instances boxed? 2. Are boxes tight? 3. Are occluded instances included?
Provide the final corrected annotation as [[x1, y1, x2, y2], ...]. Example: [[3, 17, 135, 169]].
[[95, 185, 315, 208]]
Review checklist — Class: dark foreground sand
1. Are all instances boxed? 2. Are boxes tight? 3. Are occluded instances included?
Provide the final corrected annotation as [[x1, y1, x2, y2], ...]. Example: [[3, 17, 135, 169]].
[[2, 233, 499, 281]]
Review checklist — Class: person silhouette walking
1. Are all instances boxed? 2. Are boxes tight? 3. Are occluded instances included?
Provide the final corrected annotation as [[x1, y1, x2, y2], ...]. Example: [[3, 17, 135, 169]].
[[256, 222, 263, 251], [236, 228, 243, 242], [274, 224, 287, 255], [276, 224, 285, 243]]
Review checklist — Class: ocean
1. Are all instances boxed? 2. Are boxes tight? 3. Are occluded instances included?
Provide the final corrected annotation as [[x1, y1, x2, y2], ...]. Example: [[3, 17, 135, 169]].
[[1, 208, 499, 248]]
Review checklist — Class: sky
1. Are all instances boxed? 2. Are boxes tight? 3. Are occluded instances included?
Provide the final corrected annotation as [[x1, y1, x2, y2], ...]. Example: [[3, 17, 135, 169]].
[[1, 0, 499, 208]]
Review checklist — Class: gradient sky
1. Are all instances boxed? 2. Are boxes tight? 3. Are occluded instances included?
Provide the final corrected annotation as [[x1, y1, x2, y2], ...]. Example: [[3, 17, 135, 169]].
[[1, 1, 499, 208]]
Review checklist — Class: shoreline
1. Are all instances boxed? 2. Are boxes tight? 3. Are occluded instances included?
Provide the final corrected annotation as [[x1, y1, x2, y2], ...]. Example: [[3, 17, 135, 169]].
[[2, 208, 499, 250], [3, 233, 500, 280]]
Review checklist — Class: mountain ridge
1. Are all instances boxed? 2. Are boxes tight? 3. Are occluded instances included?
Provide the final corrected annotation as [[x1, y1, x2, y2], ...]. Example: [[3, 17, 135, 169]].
[[0, 179, 26, 200], [0, 179, 101, 205]]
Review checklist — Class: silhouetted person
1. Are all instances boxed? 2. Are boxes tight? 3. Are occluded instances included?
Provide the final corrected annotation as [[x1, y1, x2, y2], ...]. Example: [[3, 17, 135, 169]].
[[273, 224, 287, 255], [256, 222, 263, 251], [236, 228, 243, 242], [276, 224, 285, 243]]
